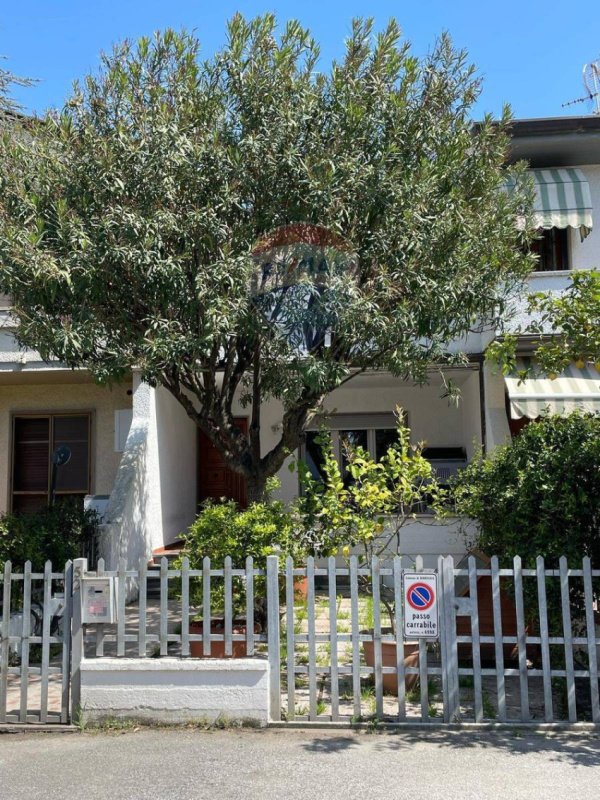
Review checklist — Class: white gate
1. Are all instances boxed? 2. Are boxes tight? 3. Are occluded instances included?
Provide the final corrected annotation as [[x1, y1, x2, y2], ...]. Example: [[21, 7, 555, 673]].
[[0, 560, 73, 724]]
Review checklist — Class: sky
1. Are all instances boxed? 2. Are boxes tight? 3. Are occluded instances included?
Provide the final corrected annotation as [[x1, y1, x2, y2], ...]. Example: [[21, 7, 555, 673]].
[[2, 0, 600, 120]]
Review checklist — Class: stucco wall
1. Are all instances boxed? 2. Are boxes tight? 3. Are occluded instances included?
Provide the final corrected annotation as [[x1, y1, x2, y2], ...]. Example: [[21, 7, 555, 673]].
[[483, 361, 511, 452], [101, 376, 163, 571], [0, 321, 44, 365], [0, 379, 132, 514], [155, 386, 198, 543], [324, 516, 476, 572], [568, 164, 600, 271], [80, 657, 270, 725], [460, 371, 483, 460]]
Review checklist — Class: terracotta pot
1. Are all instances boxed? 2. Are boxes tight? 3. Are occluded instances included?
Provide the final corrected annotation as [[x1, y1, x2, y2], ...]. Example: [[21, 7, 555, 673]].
[[189, 618, 260, 659], [293, 576, 308, 601], [455, 575, 539, 665], [363, 638, 420, 693]]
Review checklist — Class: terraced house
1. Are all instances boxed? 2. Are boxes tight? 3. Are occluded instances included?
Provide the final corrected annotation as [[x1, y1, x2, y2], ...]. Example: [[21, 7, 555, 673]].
[[1, 114, 599, 569]]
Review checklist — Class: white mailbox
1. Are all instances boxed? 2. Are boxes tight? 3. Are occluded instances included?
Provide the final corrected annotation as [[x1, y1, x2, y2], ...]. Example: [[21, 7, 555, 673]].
[[81, 576, 116, 624]]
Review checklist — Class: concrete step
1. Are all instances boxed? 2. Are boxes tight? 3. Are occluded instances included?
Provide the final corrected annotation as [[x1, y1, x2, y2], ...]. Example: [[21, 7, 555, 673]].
[[149, 542, 184, 568], [146, 543, 185, 598]]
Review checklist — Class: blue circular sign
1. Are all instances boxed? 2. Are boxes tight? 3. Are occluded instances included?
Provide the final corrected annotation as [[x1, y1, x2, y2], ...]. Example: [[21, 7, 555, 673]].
[[407, 583, 434, 611]]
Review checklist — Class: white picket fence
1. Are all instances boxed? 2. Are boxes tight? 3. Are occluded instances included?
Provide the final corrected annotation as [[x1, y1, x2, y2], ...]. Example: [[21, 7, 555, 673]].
[[2, 553, 600, 725], [0, 560, 73, 724]]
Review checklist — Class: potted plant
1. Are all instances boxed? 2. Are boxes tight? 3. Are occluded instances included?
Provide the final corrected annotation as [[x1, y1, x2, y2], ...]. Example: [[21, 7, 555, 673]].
[[295, 409, 444, 691], [176, 480, 303, 658]]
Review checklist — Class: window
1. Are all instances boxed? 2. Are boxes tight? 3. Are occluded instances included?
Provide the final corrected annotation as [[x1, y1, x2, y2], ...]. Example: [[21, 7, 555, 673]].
[[11, 413, 92, 512], [301, 414, 400, 485], [530, 228, 569, 272]]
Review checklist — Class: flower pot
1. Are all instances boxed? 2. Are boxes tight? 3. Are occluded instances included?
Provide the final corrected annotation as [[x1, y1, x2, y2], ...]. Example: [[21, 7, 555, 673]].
[[362, 637, 420, 693], [455, 574, 539, 665], [293, 576, 308, 601], [189, 618, 260, 659]]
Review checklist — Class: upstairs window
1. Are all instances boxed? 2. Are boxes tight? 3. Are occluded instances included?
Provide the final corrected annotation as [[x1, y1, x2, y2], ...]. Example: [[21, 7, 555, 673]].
[[530, 228, 569, 272]]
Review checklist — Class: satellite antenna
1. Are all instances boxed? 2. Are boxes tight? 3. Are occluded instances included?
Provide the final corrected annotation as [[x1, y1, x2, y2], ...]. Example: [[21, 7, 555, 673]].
[[562, 60, 600, 114]]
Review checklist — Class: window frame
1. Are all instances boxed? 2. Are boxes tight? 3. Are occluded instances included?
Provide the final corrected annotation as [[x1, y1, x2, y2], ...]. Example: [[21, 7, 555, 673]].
[[9, 411, 94, 512], [299, 412, 405, 486]]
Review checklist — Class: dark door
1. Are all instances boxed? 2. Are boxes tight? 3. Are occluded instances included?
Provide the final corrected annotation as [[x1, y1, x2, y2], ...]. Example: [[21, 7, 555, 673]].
[[197, 418, 248, 508]]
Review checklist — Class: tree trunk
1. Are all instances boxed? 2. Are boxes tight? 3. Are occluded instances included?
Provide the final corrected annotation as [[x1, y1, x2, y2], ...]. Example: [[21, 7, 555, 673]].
[[246, 473, 269, 504]]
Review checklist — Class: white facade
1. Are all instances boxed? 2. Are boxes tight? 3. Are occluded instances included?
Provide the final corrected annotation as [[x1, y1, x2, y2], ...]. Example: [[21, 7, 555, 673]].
[[99, 366, 481, 563], [483, 160, 600, 448]]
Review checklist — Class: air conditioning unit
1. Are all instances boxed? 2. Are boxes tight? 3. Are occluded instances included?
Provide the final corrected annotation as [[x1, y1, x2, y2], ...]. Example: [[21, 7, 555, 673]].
[[421, 448, 467, 484]]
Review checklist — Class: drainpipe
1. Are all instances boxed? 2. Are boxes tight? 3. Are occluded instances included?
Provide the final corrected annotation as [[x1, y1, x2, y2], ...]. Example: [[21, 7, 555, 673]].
[[470, 354, 487, 455]]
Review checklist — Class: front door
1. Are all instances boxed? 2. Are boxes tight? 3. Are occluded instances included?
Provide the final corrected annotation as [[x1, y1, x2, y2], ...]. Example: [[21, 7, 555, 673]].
[[197, 418, 248, 508]]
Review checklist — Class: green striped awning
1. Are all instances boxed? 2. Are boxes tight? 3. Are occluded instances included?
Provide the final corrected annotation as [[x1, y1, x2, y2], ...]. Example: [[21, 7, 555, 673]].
[[506, 168, 593, 239], [505, 359, 600, 420]]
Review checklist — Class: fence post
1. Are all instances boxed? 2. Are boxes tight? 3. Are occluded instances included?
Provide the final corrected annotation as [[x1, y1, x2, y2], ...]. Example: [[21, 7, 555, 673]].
[[438, 555, 449, 722], [441, 555, 460, 723], [266, 555, 281, 722], [70, 557, 87, 723]]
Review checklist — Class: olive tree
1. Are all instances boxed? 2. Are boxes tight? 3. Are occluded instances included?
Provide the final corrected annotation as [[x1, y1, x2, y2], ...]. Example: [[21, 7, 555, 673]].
[[0, 62, 34, 116], [0, 15, 532, 501]]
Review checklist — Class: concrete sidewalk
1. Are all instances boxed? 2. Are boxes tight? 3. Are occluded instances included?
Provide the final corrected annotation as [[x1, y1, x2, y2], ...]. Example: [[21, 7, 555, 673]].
[[1, 727, 599, 799]]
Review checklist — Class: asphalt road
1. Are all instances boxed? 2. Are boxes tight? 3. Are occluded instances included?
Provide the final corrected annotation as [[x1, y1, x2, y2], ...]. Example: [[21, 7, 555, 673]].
[[1, 727, 600, 799]]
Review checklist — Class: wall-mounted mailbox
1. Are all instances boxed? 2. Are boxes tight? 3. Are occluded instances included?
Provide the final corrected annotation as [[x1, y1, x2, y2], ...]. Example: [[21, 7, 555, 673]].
[[81, 576, 116, 624]]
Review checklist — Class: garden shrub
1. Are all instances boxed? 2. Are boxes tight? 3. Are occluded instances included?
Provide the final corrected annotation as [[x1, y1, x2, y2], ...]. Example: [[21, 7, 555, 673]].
[[452, 413, 600, 566], [294, 411, 444, 632], [176, 485, 304, 625], [451, 413, 600, 631], [0, 501, 99, 570]]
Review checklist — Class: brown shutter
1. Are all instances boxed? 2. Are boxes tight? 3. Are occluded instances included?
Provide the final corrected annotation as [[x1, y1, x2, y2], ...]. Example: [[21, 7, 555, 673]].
[[13, 417, 50, 493], [12, 413, 91, 511]]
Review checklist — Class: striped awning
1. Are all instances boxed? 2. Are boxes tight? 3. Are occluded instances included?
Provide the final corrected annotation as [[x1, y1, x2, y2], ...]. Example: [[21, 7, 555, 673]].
[[505, 359, 600, 420], [506, 168, 593, 239]]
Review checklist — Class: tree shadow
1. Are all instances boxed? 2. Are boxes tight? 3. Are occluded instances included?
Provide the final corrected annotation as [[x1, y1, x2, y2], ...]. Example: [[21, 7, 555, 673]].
[[298, 728, 600, 767], [369, 729, 600, 767], [301, 736, 360, 754]]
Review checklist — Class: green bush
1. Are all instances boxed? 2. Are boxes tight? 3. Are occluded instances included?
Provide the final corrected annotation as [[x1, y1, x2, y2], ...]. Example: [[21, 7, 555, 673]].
[[176, 491, 303, 625], [0, 501, 99, 570], [296, 413, 442, 563], [452, 413, 600, 565], [451, 413, 600, 632]]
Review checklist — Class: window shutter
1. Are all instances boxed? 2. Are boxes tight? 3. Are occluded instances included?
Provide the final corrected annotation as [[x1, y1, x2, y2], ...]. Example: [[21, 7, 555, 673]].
[[13, 417, 50, 492], [12, 413, 92, 511]]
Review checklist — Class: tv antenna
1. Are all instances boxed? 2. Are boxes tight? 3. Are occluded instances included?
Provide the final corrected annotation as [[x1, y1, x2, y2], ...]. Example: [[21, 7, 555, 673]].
[[562, 61, 600, 114]]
